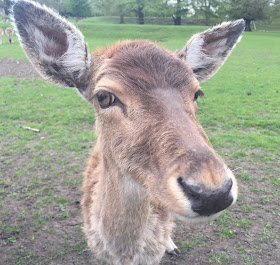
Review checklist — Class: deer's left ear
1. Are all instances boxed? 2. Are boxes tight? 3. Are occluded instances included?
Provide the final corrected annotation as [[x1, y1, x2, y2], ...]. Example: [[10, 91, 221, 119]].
[[12, 0, 91, 98], [177, 20, 245, 83]]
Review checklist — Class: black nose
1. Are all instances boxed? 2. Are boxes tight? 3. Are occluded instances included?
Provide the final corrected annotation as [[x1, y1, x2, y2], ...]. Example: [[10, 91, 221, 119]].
[[178, 178, 233, 216]]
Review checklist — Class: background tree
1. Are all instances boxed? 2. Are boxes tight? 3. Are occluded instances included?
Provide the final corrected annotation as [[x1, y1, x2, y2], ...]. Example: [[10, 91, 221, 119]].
[[91, 0, 108, 15], [36, 0, 92, 17], [105, 0, 134, 24], [92, 0, 135, 23], [266, 0, 280, 22], [228, 0, 270, 31], [116, 1, 130, 24], [37, 0, 61, 10], [192, 0, 223, 25], [69, 0, 92, 17], [132, 0, 145, 24], [59, 0, 73, 16], [171, 0, 190, 25]]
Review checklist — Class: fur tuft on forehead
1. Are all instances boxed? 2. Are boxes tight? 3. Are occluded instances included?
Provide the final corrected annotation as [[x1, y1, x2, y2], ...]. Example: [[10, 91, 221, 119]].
[[94, 40, 194, 93]]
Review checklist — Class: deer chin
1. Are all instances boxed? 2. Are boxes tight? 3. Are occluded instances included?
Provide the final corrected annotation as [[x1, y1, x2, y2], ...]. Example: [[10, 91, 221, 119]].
[[170, 210, 222, 224]]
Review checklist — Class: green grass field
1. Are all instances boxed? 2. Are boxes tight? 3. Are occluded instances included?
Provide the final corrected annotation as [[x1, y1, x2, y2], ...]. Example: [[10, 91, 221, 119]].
[[0, 18, 279, 265]]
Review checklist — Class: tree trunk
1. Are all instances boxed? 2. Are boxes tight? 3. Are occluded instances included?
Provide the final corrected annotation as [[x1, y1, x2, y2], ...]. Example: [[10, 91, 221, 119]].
[[118, 4, 125, 24], [176, 16, 181, 25], [173, 0, 182, 25], [205, 15, 209, 26], [245, 19, 252, 32], [172, 15, 181, 25], [120, 14, 124, 24], [137, 6, 144, 24]]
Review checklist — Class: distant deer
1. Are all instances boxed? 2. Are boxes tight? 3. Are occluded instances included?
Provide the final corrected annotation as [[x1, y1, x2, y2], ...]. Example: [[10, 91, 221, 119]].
[[0, 28, 3, 45], [12, 1, 245, 264], [5, 27, 14, 44]]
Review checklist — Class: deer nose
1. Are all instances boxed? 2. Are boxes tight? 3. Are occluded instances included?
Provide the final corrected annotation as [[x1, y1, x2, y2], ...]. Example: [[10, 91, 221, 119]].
[[178, 178, 233, 216]]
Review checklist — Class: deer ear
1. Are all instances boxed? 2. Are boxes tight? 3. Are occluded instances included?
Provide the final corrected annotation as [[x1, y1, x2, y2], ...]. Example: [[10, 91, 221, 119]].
[[12, 0, 91, 98], [177, 20, 245, 83]]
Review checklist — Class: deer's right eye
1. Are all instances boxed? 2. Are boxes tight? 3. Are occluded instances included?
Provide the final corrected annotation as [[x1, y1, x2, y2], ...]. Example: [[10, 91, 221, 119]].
[[97, 92, 116, 109]]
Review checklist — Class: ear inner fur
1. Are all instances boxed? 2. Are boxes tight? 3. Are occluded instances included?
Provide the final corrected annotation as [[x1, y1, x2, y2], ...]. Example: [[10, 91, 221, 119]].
[[177, 19, 245, 83], [12, 0, 91, 96]]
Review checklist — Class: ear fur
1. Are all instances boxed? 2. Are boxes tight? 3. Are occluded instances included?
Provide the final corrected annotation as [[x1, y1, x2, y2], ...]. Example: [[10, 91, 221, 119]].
[[178, 20, 245, 83], [11, 0, 91, 96]]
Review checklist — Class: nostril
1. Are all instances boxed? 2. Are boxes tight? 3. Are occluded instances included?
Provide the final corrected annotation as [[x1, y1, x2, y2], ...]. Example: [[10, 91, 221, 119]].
[[177, 177, 201, 200], [178, 177, 233, 216]]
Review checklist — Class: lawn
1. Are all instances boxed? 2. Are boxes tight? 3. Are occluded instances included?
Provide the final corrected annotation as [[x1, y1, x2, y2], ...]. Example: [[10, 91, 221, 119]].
[[0, 18, 279, 265]]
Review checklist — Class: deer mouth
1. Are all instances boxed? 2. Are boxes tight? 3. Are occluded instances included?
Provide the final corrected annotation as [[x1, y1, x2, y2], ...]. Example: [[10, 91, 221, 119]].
[[170, 209, 222, 224]]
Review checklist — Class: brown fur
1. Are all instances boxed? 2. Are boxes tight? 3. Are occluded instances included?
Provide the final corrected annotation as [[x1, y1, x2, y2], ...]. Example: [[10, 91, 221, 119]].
[[12, 2, 244, 264], [81, 41, 236, 264]]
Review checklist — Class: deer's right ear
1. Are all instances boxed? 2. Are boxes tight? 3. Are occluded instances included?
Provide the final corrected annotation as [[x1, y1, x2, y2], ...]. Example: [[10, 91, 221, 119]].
[[12, 0, 91, 98]]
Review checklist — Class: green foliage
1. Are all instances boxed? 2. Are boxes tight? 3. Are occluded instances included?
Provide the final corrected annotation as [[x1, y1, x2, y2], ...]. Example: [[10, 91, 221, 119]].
[[59, 0, 73, 16], [228, 0, 270, 31], [192, 0, 225, 25], [168, 0, 191, 25], [266, 0, 280, 22], [70, 0, 92, 17], [91, 0, 191, 25], [228, 0, 269, 20], [37, 0, 61, 10], [94, 0, 135, 23]]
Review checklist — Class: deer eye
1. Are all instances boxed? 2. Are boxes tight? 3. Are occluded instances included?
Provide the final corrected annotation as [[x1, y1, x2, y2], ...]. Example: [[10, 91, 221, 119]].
[[97, 92, 116, 108], [194, 89, 204, 101]]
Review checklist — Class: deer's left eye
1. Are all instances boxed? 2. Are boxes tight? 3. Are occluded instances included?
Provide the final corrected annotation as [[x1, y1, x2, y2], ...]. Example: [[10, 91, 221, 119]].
[[194, 89, 204, 101], [97, 92, 116, 108]]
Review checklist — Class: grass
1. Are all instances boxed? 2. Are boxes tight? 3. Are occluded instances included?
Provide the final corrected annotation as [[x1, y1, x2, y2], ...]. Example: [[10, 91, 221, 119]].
[[1, 18, 280, 265], [180, 235, 206, 252], [208, 252, 233, 265]]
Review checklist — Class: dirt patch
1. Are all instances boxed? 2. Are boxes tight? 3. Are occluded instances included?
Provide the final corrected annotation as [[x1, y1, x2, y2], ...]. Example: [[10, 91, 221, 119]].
[[0, 58, 41, 79]]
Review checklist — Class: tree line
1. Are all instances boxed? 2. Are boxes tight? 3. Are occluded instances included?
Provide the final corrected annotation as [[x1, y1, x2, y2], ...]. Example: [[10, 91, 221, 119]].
[[1, 0, 280, 31]]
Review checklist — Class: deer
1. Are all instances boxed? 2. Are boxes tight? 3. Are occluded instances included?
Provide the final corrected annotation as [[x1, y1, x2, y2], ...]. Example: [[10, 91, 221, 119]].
[[12, 1, 245, 264], [0, 28, 3, 45], [5, 27, 14, 44]]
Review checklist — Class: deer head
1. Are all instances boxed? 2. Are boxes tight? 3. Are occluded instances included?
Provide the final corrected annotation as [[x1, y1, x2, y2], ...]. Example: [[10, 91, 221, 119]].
[[12, 1, 244, 262], [5, 27, 14, 44]]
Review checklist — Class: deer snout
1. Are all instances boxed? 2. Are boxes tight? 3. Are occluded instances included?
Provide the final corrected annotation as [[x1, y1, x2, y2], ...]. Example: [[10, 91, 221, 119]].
[[178, 177, 233, 216]]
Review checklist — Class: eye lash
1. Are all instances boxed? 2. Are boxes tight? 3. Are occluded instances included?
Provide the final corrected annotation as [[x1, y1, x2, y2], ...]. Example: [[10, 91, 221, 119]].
[[93, 90, 107, 100], [197, 89, 204, 97], [194, 89, 204, 101], [90, 90, 111, 104]]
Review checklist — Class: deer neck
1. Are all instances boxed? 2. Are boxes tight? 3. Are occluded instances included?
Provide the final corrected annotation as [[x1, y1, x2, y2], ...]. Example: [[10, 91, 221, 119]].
[[86, 148, 173, 263], [99, 155, 151, 248]]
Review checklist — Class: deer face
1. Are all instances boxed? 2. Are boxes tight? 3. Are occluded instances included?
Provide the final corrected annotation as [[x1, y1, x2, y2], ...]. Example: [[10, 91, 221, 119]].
[[12, 0, 244, 222], [90, 41, 238, 221]]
